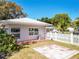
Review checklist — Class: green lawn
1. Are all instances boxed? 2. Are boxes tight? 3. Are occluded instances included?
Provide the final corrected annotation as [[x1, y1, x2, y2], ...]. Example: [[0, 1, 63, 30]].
[[8, 40, 79, 59]]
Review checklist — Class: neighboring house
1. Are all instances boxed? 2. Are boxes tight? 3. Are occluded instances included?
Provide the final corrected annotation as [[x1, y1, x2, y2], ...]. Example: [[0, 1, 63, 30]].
[[0, 18, 52, 42]]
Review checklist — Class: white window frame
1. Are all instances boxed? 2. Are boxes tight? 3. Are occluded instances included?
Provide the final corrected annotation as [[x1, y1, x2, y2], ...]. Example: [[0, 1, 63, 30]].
[[11, 28, 20, 39], [29, 28, 39, 35]]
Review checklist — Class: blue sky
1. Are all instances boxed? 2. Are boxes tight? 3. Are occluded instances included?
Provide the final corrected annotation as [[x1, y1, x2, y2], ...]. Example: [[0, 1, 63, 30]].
[[12, 0, 79, 20]]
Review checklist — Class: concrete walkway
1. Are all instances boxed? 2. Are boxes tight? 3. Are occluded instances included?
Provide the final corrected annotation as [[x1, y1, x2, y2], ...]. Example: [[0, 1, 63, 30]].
[[33, 44, 79, 59]]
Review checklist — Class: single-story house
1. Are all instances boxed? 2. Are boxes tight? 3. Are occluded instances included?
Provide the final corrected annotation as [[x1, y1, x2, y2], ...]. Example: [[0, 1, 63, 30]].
[[0, 18, 52, 42]]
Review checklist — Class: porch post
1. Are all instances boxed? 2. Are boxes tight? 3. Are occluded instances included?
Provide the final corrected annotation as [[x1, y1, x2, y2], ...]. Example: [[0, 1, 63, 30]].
[[67, 27, 74, 44], [70, 32, 73, 44], [55, 32, 57, 40], [53, 29, 57, 40]]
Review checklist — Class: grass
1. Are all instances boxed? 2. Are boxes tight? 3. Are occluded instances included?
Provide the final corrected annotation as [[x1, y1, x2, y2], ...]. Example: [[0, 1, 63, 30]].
[[70, 53, 79, 59], [8, 40, 79, 59], [8, 48, 48, 59]]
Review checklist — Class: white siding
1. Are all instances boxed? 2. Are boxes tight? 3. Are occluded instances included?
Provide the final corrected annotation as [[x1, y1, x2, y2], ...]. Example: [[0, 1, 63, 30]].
[[7, 24, 22, 41], [6, 25, 11, 34], [27, 27, 39, 40], [20, 26, 28, 41], [39, 27, 46, 39], [7, 24, 46, 41]]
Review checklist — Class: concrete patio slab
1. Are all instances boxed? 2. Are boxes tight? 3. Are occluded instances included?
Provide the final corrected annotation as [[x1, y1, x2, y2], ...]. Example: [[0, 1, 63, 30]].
[[33, 44, 79, 59]]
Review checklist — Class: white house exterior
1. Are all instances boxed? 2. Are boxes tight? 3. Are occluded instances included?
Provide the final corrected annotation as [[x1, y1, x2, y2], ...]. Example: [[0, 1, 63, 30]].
[[0, 18, 52, 42]]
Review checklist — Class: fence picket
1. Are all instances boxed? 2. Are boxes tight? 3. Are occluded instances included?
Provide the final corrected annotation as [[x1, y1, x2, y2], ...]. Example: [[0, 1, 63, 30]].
[[46, 32, 79, 45]]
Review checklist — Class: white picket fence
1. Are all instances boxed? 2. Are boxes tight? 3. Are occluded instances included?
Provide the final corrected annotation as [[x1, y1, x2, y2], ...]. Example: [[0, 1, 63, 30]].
[[46, 32, 79, 46]]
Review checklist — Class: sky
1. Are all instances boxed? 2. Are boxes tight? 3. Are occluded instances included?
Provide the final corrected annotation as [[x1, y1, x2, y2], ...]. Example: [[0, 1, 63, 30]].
[[12, 0, 79, 20]]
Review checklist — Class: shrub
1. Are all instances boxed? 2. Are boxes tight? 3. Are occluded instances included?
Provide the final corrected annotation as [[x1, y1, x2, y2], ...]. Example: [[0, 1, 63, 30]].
[[0, 27, 22, 59]]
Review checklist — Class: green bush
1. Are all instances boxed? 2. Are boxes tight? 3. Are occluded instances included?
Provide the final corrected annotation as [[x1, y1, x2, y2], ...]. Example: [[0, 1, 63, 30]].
[[0, 28, 22, 59]]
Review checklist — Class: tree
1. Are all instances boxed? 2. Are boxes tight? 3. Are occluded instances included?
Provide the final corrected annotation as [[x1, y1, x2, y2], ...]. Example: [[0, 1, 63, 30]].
[[0, 0, 27, 20], [37, 17, 52, 24], [0, 0, 7, 5], [51, 14, 71, 31], [0, 0, 23, 58], [72, 17, 79, 30]]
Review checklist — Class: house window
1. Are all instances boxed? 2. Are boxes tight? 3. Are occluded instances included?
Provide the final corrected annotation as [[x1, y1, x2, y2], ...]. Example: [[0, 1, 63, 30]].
[[11, 28, 20, 39], [29, 28, 38, 35], [11, 28, 20, 32]]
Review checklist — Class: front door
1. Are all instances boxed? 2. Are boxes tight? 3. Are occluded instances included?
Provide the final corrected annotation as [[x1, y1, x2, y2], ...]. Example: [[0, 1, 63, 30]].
[[28, 28, 39, 40]]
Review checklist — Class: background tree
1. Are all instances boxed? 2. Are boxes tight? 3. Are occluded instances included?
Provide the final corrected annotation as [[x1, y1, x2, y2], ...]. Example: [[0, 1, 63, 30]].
[[51, 13, 71, 31], [37, 17, 52, 24], [72, 17, 79, 30], [0, 0, 27, 20]]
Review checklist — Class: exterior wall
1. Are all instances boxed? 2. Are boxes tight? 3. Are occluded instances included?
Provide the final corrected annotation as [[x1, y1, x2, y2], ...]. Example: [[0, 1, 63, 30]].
[[7, 24, 46, 41], [20, 26, 28, 41], [27, 26, 46, 40], [39, 27, 46, 39], [6, 24, 22, 41]]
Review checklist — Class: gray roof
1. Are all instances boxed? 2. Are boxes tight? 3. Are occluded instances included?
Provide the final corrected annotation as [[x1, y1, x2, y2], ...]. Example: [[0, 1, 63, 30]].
[[0, 18, 52, 26]]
